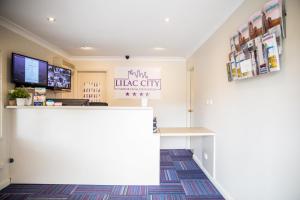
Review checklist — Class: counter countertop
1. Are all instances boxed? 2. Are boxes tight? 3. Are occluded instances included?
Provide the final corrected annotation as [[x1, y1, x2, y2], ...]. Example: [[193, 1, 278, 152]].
[[158, 127, 215, 136], [5, 106, 152, 110]]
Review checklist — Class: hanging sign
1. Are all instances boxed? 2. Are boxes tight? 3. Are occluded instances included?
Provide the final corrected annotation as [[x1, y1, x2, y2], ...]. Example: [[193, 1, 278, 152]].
[[114, 67, 161, 99]]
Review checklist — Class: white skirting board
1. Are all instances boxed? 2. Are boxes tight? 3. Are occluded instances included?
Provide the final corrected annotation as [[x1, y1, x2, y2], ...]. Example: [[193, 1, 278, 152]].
[[193, 154, 234, 200], [0, 179, 10, 190]]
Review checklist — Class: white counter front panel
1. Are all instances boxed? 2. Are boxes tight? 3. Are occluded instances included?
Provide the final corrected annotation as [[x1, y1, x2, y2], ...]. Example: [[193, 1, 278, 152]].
[[7, 107, 160, 185]]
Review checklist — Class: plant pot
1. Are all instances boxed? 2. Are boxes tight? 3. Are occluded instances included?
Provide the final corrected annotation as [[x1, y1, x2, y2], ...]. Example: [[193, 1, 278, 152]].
[[26, 95, 33, 106], [8, 99, 16, 106], [16, 98, 26, 106]]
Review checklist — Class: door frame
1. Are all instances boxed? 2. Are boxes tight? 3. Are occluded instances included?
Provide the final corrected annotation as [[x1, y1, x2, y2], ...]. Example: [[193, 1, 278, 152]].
[[0, 50, 2, 138]]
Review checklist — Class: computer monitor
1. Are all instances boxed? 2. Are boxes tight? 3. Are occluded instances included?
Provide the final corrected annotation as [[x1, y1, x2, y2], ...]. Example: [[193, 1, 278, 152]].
[[12, 53, 48, 87], [48, 65, 71, 90]]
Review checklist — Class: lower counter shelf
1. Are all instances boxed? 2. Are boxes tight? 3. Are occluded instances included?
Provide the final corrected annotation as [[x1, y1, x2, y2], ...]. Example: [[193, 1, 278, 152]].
[[158, 127, 215, 137]]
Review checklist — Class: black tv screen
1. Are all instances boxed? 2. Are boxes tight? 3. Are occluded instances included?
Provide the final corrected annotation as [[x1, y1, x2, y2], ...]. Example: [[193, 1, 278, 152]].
[[48, 65, 71, 90], [12, 53, 48, 86]]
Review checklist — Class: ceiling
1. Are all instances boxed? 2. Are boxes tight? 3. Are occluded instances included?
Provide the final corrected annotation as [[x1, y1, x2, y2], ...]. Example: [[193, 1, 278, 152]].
[[0, 0, 244, 58]]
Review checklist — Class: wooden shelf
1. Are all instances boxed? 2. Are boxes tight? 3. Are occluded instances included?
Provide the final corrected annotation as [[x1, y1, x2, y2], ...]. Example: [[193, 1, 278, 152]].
[[158, 127, 215, 137]]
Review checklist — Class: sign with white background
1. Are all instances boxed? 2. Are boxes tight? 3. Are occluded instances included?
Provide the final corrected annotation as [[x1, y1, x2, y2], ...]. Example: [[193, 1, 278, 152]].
[[114, 67, 161, 99]]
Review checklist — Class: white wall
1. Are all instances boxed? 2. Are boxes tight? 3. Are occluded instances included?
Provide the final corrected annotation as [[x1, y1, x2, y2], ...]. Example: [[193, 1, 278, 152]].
[[73, 59, 189, 149], [187, 0, 300, 199]]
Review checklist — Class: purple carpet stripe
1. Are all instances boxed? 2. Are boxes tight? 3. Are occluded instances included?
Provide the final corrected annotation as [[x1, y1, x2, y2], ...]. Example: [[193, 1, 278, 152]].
[[160, 150, 171, 155], [170, 156, 194, 161], [177, 170, 207, 180], [111, 186, 147, 196], [174, 161, 200, 171], [110, 196, 147, 200], [160, 162, 175, 169], [74, 185, 112, 194], [39, 184, 77, 195], [68, 193, 110, 200], [149, 194, 187, 200], [185, 196, 225, 200], [161, 155, 173, 163], [160, 169, 180, 183], [0, 150, 224, 200], [148, 184, 185, 195], [170, 150, 193, 157], [181, 180, 222, 197], [0, 193, 31, 200], [0, 184, 47, 194], [27, 193, 69, 199]]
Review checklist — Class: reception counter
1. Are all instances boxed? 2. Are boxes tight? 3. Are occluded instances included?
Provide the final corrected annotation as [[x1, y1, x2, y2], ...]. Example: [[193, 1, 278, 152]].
[[6, 106, 160, 185]]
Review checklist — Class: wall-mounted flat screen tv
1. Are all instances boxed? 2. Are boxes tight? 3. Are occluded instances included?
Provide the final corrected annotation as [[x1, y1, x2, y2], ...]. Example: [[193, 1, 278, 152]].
[[48, 65, 71, 90], [12, 53, 48, 87]]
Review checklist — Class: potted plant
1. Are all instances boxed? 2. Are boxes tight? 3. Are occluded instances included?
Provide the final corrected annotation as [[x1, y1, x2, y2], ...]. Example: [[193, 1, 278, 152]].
[[13, 87, 30, 106], [8, 90, 16, 106]]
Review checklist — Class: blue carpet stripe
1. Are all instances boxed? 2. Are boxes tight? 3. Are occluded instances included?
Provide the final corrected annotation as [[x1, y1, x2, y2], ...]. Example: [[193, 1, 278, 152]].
[[0, 184, 47, 194], [174, 161, 200, 171], [68, 193, 110, 200], [160, 161, 175, 169], [186, 197, 225, 200], [110, 197, 147, 200], [0, 193, 31, 200], [111, 186, 147, 196], [148, 185, 185, 195], [0, 150, 224, 199], [74, 185, 112, 194], [170, 156, 194, 161], [160, 169, 180, 183], [170, 150, 193, 157], [27, 193, 69, 199], [160, 150, 171, 155], [39, 184, 77, 195], [181, 180, 222, 197], [177, 170, 207, 180], [160, 155, 173, 163], [149, 194, 187, 200]]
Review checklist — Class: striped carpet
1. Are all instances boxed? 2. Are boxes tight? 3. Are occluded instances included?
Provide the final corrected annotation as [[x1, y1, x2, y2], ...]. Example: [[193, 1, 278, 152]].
[[0, 149, 224, 200]]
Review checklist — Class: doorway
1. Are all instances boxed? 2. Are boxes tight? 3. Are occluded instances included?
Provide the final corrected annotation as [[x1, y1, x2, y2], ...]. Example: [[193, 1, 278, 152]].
[[186, 66, 194, 127]]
